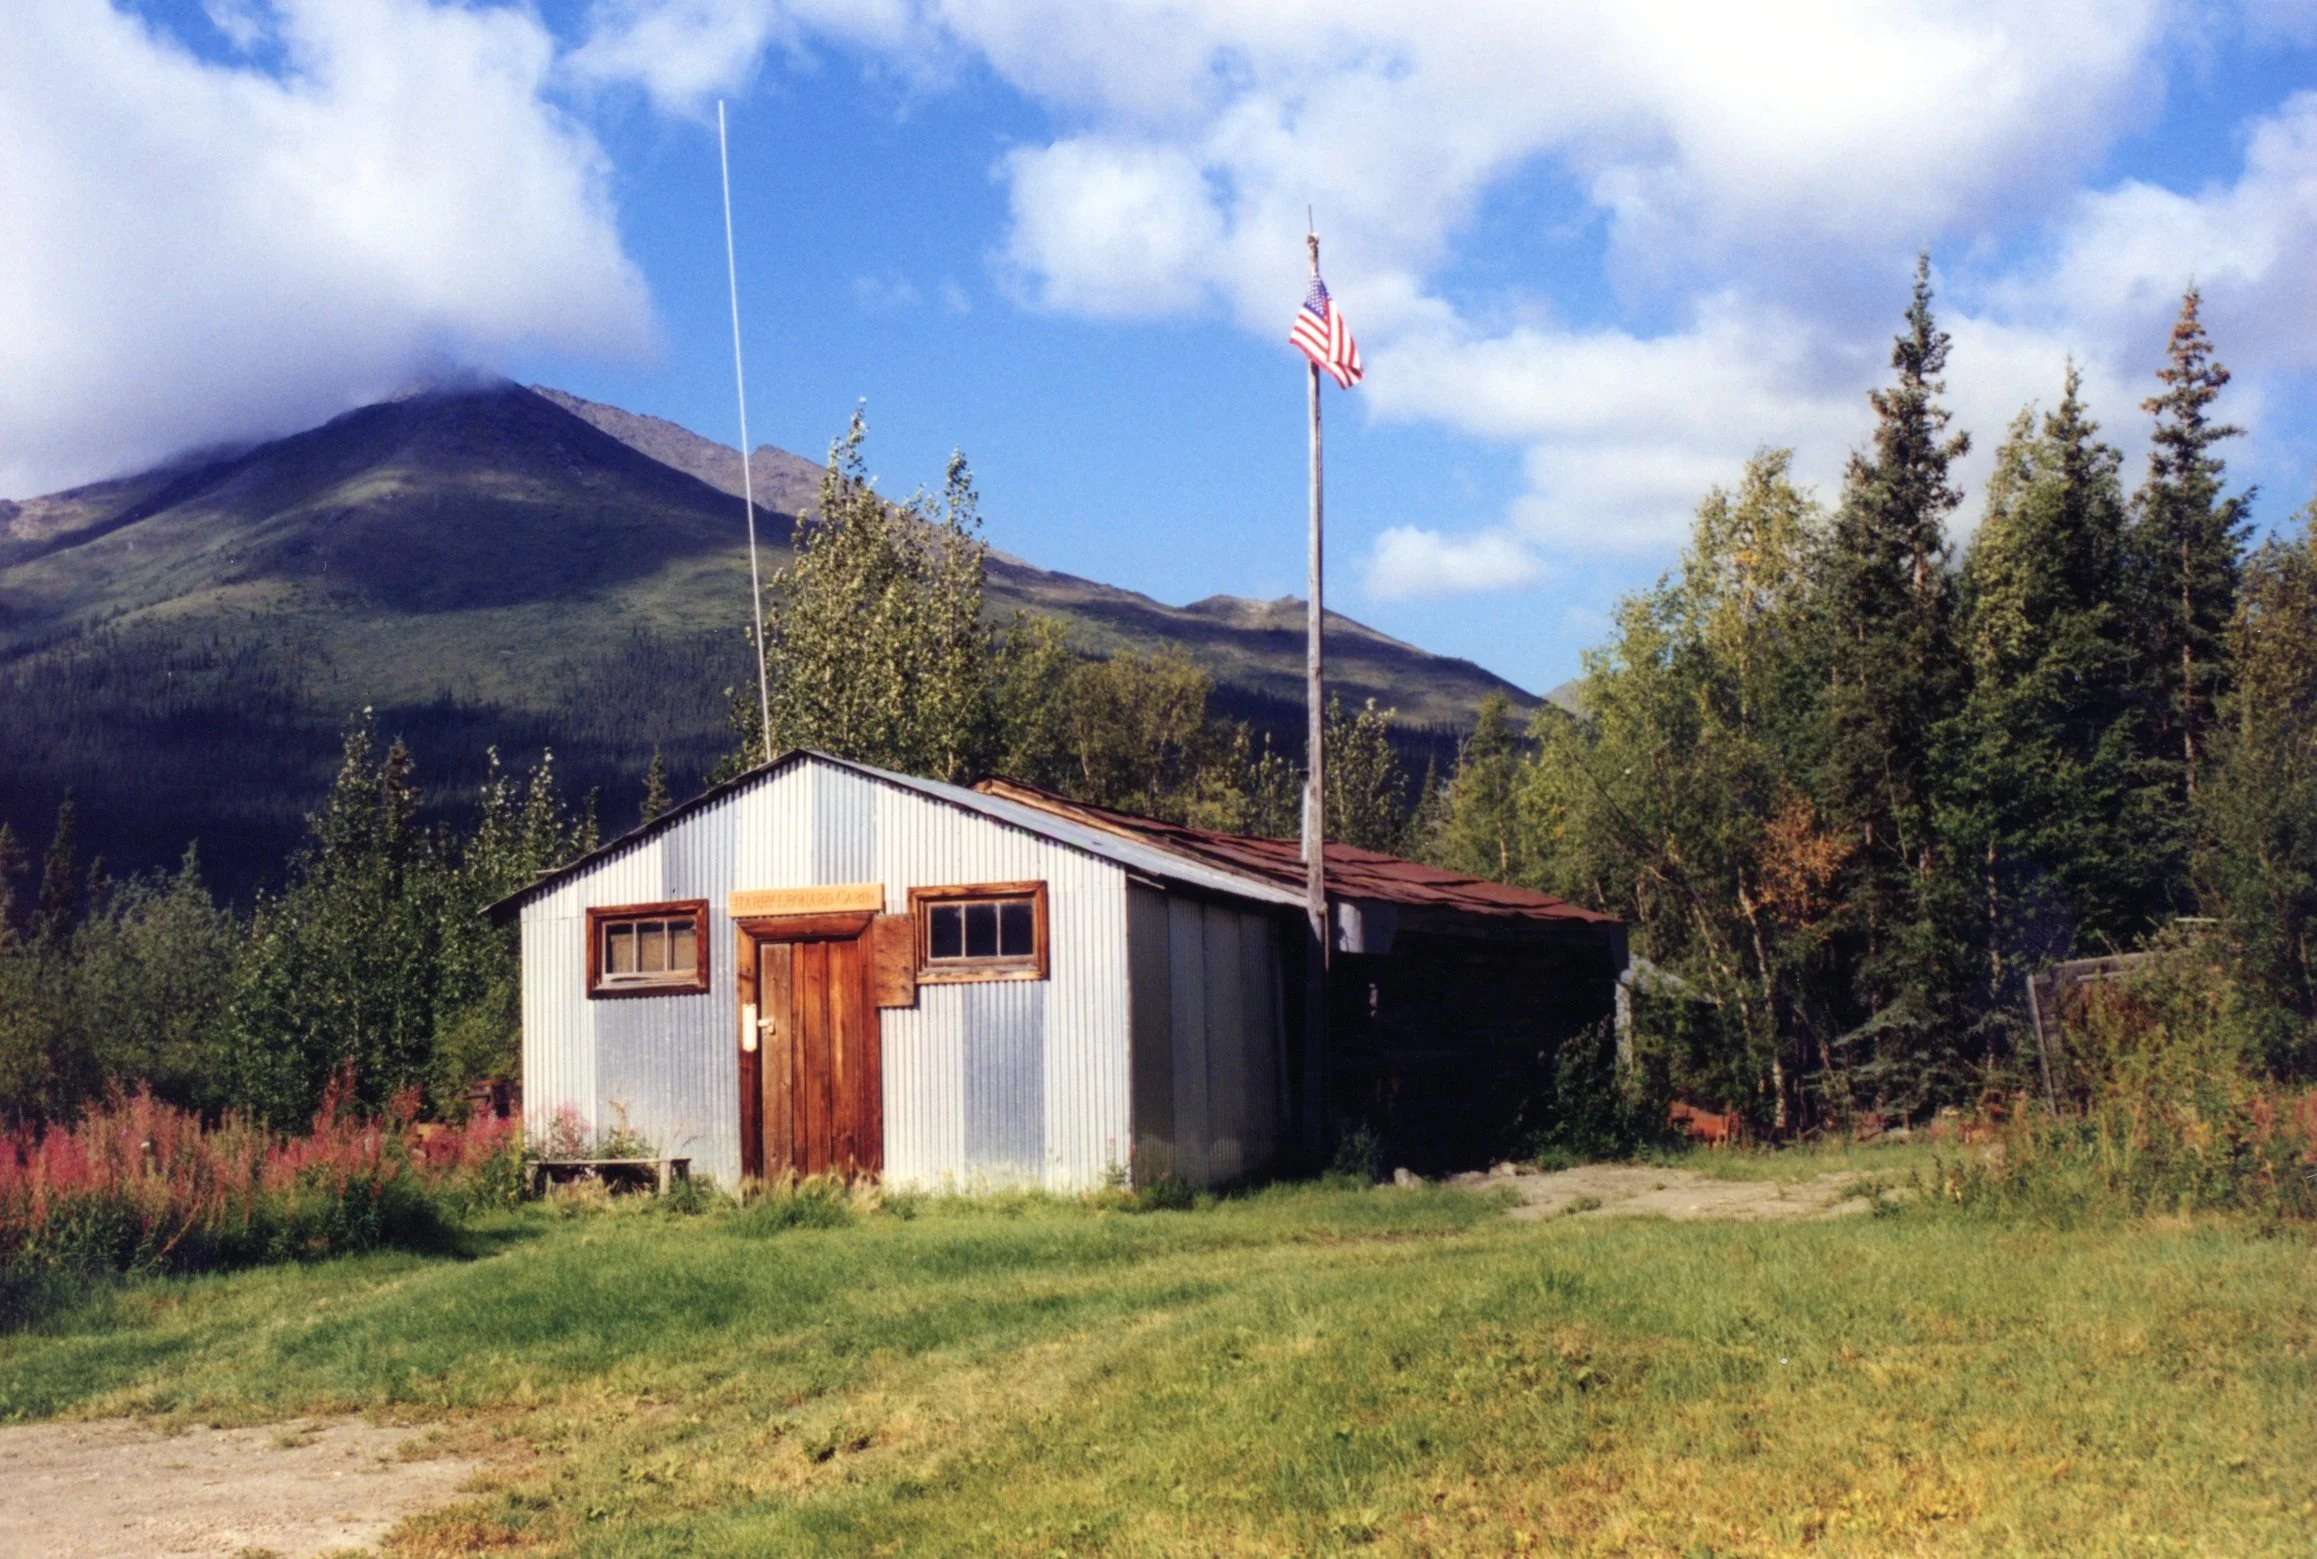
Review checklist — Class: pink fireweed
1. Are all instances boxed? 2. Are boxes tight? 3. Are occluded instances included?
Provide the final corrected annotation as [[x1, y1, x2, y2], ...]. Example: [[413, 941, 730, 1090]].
[[0, 1076, 525, 1282]]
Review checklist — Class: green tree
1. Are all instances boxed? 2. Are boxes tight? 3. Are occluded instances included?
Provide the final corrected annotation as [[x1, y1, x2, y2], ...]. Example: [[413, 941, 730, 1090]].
[[1183, 724, 1301, 839], [67, 848, 239, 1113], [1323, 695, 1410, 853], [1427, 693, 1525, 882], [1522, 451, 1840, 1124], [2200, 500, 2317, 1074], [0, 823, 23, 946], [721, 409, 999, 784], [430, 745, 594, 1115], [1946, 368, 2145, 983], [985, 614, 1076, 788], [32, 793, 78, 942], [226, 718, 450, 1125], [639, 749, 672, 828], [2127, 287, 2251, 823], [1058, 649, 1213, 814], [1815, 256, 1971, 1098]]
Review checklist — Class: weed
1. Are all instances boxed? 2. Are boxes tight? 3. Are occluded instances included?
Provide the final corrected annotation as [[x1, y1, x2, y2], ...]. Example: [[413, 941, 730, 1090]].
[[1328, 1122, 1383, 1183], [1921, 948, 2317, 1224], [1131, 1175, 1196, 1213], [728, 1176, 855, 1236]]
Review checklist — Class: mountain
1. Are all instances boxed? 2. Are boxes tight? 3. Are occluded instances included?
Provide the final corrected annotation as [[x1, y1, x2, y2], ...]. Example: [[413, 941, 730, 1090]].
[[0, 382, 1533, 895], [532, 385, 1534, 728]]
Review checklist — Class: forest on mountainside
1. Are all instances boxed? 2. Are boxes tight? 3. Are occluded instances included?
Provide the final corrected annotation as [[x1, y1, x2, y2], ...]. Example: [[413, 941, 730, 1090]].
[[3, 263, 2314, 1157]]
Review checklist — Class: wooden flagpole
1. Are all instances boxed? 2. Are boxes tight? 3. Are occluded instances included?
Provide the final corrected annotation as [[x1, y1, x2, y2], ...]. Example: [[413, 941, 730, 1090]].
[[1302, 229, 1329, 1156]]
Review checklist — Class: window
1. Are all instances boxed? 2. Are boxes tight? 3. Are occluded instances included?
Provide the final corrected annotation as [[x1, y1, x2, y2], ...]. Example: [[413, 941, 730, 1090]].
[[587, 900, 710, 998], [908, 882, 1048, 983]]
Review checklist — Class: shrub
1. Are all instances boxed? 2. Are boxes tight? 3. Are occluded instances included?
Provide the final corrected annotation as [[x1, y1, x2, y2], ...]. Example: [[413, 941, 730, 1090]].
[[1132, 1175, 1196, 1212], [1931, 945, 2317, 1222], [1516, 1021, 1665, 1166]]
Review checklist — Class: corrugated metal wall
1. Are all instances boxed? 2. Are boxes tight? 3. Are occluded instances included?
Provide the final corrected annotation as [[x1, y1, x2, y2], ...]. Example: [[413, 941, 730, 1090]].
[[520, 760, 1134, 1190], [1125, 884, 1288, 1188]]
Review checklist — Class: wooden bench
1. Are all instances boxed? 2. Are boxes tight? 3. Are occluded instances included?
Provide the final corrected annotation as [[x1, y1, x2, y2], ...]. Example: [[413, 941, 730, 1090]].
[[529, 1156, 693, 1197]]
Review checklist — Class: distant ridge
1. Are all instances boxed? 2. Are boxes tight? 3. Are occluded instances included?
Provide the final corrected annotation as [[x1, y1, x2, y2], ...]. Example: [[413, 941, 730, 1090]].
[[530, 386, 1537, 728], [0, 384, 1533, 891]]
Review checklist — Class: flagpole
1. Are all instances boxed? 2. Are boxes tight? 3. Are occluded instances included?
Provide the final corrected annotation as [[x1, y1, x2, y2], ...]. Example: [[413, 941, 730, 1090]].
[[719, 100, 776, 767], [1302, 229, 1329, 1158]]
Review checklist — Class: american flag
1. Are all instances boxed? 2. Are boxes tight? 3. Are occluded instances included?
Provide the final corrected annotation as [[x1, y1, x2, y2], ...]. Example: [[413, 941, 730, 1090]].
[[1290, 271, 1362, 389]]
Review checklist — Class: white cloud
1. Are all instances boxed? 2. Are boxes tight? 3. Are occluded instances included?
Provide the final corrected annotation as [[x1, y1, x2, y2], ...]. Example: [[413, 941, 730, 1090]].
[[570, 0, 2213, 587], [966, 0, 2168, 332], [2022, 91, 2317, 374], [567, 0, 925, 114], [19, 0, 2296, 589], [0, 0, 652, 497], [201, 0, 268, 50], [1367, 525, 1544, 600], [998, 139, 1225, 317]]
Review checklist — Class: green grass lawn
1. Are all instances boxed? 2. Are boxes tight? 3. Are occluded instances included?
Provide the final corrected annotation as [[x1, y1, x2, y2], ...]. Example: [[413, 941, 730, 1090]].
[[4, 1181, 2313, 1557]]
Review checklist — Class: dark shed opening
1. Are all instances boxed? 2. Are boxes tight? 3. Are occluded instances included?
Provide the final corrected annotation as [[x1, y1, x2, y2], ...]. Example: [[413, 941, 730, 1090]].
[[976, 779, 1627, 1175]]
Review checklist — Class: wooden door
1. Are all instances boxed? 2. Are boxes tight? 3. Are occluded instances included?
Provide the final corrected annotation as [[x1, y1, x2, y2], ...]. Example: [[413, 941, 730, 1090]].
[[741, 918, 881, 1180]]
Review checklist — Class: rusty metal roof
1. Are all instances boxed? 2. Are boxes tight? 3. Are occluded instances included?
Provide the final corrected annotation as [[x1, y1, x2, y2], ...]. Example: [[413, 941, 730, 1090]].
[[972, 778, 1618, 925]]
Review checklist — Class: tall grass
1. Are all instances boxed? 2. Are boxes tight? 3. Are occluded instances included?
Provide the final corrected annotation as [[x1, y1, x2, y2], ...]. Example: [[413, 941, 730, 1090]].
[[1935, 944, 2317, 1222], [0, 1075, 522, 1321]]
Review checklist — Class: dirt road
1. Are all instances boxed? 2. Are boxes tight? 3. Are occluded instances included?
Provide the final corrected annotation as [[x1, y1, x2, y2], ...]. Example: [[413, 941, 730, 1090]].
[[0, 1416, 480, 1558]]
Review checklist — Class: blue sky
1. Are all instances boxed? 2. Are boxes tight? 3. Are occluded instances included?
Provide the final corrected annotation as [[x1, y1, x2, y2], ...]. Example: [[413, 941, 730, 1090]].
[[7, 2, 2317, 695]]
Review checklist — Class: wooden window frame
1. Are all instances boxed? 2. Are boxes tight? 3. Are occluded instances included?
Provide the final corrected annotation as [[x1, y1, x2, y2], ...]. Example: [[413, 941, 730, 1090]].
[[587, 899, 712, 999], [907, 881, 1049, 984]]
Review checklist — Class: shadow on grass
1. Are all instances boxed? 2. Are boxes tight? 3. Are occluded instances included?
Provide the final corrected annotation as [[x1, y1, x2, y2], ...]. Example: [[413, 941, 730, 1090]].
[[0, 1211, 550, 1339]]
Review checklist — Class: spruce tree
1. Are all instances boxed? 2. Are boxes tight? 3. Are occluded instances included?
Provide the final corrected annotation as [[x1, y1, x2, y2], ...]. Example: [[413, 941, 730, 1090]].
[[0, 822, 23, 947], [640, 750, 672, 827], [2128, 287, 2251, 815], [1432, 693, 1524, 882], [1817, 256, 1970, 1098], [1948, 367, 2141, 982], [32, 793, 79, 942], [2200, 500, 2317, 1073], [227, 718, 449, 1124]]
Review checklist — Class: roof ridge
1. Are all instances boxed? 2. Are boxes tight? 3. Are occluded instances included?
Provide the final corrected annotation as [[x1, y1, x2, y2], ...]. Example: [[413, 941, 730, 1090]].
[[972, 777, 1614, 924]]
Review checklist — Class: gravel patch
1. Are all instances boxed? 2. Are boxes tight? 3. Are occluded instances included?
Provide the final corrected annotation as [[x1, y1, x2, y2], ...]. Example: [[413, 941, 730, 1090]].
[[0, 1415, 482, 1558], [1452, 1162, 1878, 1222]]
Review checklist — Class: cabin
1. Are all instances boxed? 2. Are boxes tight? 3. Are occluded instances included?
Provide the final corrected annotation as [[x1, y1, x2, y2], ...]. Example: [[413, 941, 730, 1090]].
[[488, 750, 1624, 1191]]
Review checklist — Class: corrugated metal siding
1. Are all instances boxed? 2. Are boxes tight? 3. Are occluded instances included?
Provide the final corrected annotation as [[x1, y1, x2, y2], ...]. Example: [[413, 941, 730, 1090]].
[[1129, 892, 1290, 1189], [962, 982, 1044, 1177], [518, 757, 1133, 1191]]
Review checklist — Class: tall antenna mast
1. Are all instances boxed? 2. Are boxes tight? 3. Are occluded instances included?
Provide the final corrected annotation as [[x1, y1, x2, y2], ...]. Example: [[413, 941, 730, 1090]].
[[719, 99, 776, 766]]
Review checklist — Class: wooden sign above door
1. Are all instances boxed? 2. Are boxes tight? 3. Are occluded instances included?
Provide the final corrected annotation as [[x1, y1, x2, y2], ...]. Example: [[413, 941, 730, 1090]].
[[728, 883, 886, 918]]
